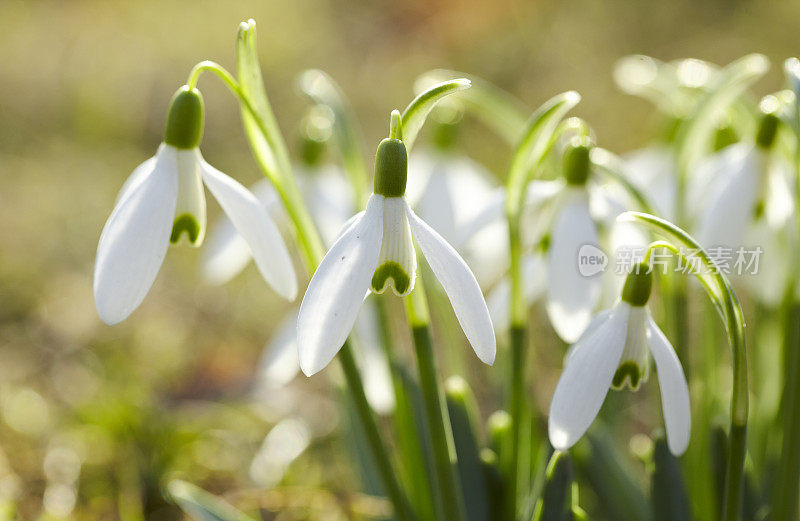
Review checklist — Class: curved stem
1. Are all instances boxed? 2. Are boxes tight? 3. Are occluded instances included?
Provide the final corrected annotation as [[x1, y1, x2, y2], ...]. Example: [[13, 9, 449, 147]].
[[405, 278, 467, 521], [620, 212, 748, 521]]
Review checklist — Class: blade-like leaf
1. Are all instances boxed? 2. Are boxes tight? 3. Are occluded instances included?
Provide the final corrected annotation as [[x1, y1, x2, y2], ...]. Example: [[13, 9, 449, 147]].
[[166, 480, 256, 521], [415, 70, 528, 144], [446, 376, 490, 521], [400, 79, 471, 151], [236, 19, 292, 184], [651, 435, 692, 521], [531, 451, 574, 521]]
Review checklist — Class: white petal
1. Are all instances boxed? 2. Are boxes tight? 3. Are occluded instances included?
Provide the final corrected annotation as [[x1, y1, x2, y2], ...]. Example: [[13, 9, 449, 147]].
[[564, 308, 613, 364], [115, 155, 157, 206], [297, 196, 384, 376], [200, 179, 283, 286], [171, 148, 207, 245], [200, 158, 297, 300], [354, 301, 395, 414], [695, 143, 762, 248], [372, 197, 417, 296], [647, 316, 691, 455], [256, 312, 302, 389], [406, 205, 496, 365], [546, 188, 602, 342], [548, 303, 631, 450], [93, 150, 178, 325]]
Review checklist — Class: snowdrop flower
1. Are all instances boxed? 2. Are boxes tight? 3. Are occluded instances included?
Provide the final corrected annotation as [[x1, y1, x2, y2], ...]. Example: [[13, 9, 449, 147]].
[[694, 108, 794, 305], [298, 136, 495, 376], [93, 86, 297, 324], [548, 263, 691, 455]]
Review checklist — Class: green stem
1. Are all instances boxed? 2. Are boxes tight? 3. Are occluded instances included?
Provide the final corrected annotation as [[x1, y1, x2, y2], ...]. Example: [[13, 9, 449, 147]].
[[405, 279, 467, 521], [190, 61, 414, 521], [772, 303, 800, 521], [508, 323, 527, 521]]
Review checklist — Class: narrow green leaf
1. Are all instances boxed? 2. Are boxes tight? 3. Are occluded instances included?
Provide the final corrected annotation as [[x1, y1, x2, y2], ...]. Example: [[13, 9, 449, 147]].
[[573, 430, 653, 521], [505, 91, 581, 218], [651, 436, 692, 521], [165, 480, 256, 521], [235, 19, 291, 184], [415, 70, 528, 144], [445, 376, 490, 521], [400, 79, 471, 151], [298, 69, 369, 204], [393, 363, 438, 521], [532, 451, 574, 521]]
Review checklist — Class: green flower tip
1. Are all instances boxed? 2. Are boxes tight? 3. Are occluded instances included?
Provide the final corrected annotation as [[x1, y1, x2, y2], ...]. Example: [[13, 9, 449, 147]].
[[621, 262, 653, 306], [612, 360, 643, 390], [371, 261, 412, 295], [563, 136, 593, 185], [755, 105, 780, 150], [299, 107, 333, 166], [445, 375, 469, 398], [171, 213, 201, 245], [373, 138, 407, 197], [164, 86, 204, 149]]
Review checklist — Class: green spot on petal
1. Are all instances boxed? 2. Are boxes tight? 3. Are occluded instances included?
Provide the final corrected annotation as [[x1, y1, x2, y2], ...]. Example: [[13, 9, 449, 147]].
[[612, 361, 642, 391], [371, 261, 411, 295], [171, 213, 201, 245]]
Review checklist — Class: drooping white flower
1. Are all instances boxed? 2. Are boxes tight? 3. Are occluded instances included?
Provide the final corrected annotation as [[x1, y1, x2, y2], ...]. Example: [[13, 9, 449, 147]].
[[548, 265, 691, 455], [694, 110, 794, 305], [297, 137, 495, 376], [93, 86, 297, 325]]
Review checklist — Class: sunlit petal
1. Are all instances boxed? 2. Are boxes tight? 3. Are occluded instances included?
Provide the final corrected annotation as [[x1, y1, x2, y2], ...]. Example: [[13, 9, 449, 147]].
[[297, 196, 384, 376], [256, 312, 302, 390], [547, 188, 602, 342], [647, 316, 691, 455], [407, 205, 496, 365], [548, 303, 631, 450], [200, 158, 297, 300], [93, 151, 177, 325]]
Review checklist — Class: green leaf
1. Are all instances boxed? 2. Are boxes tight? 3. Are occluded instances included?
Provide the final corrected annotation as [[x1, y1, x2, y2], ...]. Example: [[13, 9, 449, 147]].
[[393, 364, 438, 521], [166, 480, 256, 521], [531, 451, 574, 521], [445, 376, 490, 521], [415, 70, 528, 144], [400, 79, 471, 151], [505, 91, 581, 218], [235, 19, 291, 185], [298, 69, 369, 204], [573, 430, 653, 521], [651, 436, 692, 521]]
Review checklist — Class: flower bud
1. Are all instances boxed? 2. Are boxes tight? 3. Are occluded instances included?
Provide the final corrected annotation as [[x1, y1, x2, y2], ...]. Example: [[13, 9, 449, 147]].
[[164, 86, 204, 149], [621, 262, 653, 307], [373, 138, 407, 197], [755, 111, 780, 150], [563, 137, 592, 186]]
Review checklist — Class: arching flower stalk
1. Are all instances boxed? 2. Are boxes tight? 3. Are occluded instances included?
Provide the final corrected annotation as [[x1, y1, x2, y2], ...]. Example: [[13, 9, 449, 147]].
[[615, 212, 748, 521], [93, 85, 297, 325]]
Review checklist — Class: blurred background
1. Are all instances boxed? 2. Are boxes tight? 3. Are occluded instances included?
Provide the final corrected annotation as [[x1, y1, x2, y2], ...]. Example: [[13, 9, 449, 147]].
[[0, 0, 798, 519]]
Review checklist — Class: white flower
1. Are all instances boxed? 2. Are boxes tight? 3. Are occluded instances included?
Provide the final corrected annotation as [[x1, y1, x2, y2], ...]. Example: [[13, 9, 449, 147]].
[[201, 164, 352, 285], [548, 268, 691, 455], [297, 138, 495, 376], [694, 114, 794, 306], [93, 86, 296, 325]]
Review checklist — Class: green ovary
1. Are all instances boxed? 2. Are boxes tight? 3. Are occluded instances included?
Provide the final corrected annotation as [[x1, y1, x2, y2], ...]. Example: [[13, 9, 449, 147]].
[[171, 213, 201, 245], [371, 261, 411, 295], [612, 361, 642, 391]]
